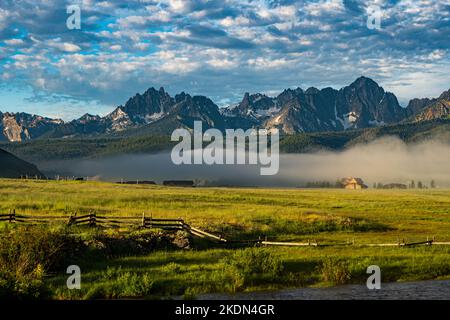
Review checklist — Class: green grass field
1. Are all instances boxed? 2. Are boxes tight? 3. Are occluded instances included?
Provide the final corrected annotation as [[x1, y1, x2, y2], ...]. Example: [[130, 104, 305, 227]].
[[0, 179, 449, 299]]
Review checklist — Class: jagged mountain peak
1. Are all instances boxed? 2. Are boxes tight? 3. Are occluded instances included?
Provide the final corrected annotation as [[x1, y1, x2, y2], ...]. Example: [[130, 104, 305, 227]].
[[305, 87, 320, 94], [78, 113, 100, 121], [140, 86, 167, 96], [0, 111, 64, 142], [116, 86, 175, 125], [350, 76, 379, 88], [1, 79, 448, 141], [439, 89, 450, 100], [221, 91, 278, 122], [281, 87, 303, 94]]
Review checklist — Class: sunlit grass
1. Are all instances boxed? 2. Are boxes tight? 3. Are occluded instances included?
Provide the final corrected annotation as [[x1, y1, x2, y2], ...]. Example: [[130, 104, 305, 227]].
[[1, 179, 449, 243], [1, 178, 449, 299]]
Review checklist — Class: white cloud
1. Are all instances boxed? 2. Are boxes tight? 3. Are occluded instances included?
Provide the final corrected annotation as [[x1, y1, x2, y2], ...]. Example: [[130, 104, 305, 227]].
[[305, 0, 344, 16], [110, 45, 122, 51], [157, 52, 200, 73], [248, 57, 290, 69], [207, 59, 236, 69], [220, 16, 251, 28], [4, 39, 24, 46], [59, 43, 82, 53], [274, 5, 298, 19], [386, 66, 450, 103], [0, 8, 10, 29], [118, 15, 147, 27], [134, 42, 150, 50], [165, 0, 191, 13], [427, 50, 445, 61], [0, 0, 448, 117]]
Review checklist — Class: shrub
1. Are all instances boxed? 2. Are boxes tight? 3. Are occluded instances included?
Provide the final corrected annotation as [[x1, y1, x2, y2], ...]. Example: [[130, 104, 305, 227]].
[[115, 272, 154, 297], [319, 258, 351, 285], [0, 268, 48, 300], [84, 268, 155, 299], [82, 231, 179, 258], [0, 226, 84, 299], [183, 287, 198, 300], [161, 262, 182, 273], [0, 226, 84, 274], [222, 248, 284, 291]]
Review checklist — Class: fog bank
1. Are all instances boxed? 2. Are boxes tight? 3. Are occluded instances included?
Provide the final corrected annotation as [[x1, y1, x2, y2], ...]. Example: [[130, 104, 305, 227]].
[[38, 137, 450, 187]]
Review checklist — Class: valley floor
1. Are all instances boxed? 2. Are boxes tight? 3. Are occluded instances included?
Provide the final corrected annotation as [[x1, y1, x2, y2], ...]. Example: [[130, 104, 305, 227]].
[[0, 179, 449, 299]]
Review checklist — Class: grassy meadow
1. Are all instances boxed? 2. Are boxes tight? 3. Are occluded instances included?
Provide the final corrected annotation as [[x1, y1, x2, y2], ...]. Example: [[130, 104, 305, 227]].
[[0, 178, 449, 299]]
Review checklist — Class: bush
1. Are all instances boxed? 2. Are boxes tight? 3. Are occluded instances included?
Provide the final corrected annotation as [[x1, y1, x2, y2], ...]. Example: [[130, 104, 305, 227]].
[[82, 231, 181, 258], [0, 226, 84, 274], [319, 258, 351, 285], [161, 262, 182, 273], [0, 226, 84, 299], [115, 272, 154, 297], [222, 248, 284, 291], [0, 269, 48, 300], [84, 267, 155, 299]]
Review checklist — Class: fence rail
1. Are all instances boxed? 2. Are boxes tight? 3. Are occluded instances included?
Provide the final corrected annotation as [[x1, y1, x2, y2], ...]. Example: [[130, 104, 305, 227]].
[[1, 210, 449, 248], [0, 210, 16, 222]]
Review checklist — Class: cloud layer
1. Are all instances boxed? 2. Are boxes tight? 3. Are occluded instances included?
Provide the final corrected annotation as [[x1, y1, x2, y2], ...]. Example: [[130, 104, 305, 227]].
[[0, 0, 449, 119]]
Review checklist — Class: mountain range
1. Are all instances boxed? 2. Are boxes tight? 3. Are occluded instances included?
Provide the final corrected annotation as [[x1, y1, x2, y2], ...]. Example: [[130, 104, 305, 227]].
[[1, 76, 449, 142]]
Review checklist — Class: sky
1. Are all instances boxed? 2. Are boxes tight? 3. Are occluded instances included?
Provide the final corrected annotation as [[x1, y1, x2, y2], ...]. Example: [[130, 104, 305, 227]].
[[0, 0, 449, 121]]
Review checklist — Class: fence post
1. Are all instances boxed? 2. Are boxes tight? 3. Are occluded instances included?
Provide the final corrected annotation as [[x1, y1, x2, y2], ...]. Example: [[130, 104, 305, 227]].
[[90, 213, 96, 226], [179, 217, 184, 230], [179, 218, 183, 230], [142, 212, 145, 228], [9, 209, 14, 223]]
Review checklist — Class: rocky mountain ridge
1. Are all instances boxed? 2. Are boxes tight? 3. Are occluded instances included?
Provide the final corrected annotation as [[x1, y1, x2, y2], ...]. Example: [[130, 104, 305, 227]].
[[1, 77, 449, 141]]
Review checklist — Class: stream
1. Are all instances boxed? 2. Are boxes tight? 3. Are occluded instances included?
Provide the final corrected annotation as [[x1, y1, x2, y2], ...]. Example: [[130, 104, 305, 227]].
[[199, 280, 450, 300]]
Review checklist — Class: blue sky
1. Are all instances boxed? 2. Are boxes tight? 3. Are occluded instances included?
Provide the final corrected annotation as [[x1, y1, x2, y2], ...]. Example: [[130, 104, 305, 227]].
[[0, 0, 449, 120]]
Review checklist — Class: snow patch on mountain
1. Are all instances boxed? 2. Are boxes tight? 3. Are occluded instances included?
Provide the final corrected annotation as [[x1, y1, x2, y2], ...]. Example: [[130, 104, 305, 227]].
[[338, 112, 359, 130]]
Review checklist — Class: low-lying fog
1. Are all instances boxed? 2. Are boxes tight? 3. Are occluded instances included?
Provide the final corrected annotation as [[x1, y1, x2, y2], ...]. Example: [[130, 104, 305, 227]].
[[38, 137, 450, 187]]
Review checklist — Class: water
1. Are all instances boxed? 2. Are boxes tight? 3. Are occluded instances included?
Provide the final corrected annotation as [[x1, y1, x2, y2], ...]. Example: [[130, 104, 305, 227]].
[[199, 280, 450, 300]]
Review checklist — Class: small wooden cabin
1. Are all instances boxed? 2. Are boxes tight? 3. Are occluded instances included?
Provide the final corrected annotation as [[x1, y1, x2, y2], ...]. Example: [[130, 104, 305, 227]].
[[341, 177, 367, 189]]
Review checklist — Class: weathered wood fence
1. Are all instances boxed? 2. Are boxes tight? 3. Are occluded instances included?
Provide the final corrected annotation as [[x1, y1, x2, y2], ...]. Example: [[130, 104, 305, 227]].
[[2, 210, 450, 248], [1, 211, 184, 229]]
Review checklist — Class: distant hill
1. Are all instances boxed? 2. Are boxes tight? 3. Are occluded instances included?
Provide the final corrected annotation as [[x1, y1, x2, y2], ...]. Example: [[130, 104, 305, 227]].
[[0, 148, 43, 178], [280, 118, 450, 153]]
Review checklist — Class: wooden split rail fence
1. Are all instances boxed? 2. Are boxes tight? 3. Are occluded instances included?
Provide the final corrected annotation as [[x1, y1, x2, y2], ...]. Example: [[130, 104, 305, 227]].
[[1, 212, 185, 229], [2, 211, 450, 247]]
